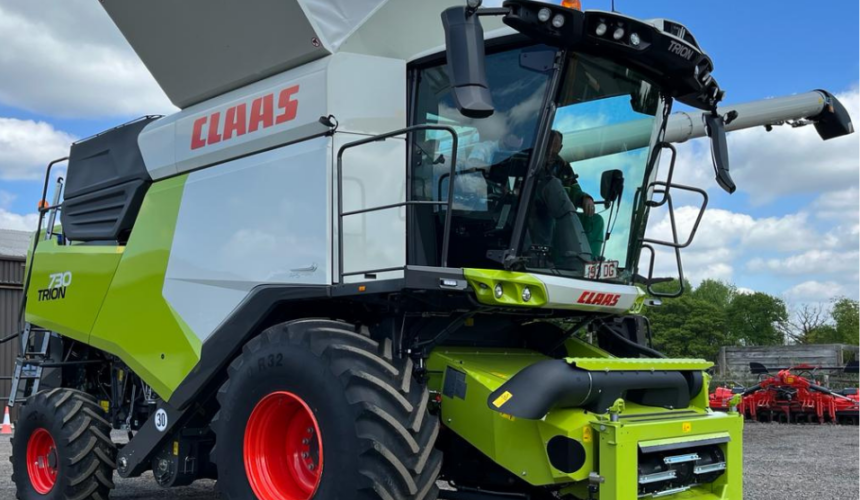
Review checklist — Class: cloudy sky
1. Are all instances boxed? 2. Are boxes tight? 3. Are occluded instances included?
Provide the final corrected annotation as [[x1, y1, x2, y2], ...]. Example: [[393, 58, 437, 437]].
[[0, 0, 857, 305]]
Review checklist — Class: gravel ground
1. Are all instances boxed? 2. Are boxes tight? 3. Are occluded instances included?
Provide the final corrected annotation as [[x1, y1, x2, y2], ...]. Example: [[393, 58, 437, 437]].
[[1, 423, 856, 499]]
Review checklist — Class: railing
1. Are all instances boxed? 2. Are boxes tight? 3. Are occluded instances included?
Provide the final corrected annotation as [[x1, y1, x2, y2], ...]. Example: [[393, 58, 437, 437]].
[[18, 157, 69, 323], [639, 143, 708, 298], [336, 125, 459, 282]]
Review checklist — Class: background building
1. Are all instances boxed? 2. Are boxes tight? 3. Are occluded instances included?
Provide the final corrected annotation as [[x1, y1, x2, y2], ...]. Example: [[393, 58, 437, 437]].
[[0, 229, 31, 417]]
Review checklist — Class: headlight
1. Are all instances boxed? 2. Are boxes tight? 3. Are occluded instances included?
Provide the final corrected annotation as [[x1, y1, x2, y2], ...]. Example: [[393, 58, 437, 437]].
[[613, 27, 625, 40], [630, 32, 641, 46], [537, 7, 552, 22], [551, 14, 565, 28], [595, 22, 608, 36], [522, 287, 532, 302], [494, 283, 504, 299]]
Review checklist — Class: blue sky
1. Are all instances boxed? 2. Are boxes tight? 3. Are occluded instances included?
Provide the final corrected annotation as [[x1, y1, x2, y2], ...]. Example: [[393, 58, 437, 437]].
[[1, 0, 858, 305]]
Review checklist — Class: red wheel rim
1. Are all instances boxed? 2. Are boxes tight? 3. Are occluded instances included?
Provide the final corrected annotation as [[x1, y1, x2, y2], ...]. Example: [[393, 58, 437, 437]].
[[244, 391, 323, 500], [27, 428, 58, 494]]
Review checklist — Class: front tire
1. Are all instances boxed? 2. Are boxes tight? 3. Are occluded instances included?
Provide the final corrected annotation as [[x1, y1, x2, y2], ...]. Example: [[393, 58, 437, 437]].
[[213, 319, 441, 500], [11, 388, 116, 500]]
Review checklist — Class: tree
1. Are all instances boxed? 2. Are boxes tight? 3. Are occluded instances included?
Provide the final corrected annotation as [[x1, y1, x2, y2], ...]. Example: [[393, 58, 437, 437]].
[[804, 324, 841, 344], [692, 279, 736, 310], [831, 297, 859, 345], [781, 299, 858, 345], [644, 280, 790, 361], [646, 280, 731, 362], [782, 303, 830, 344], [726, 292, 788, 346]]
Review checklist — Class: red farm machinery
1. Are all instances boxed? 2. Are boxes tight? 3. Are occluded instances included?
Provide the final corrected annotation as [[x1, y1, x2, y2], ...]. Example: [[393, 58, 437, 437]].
[[710, 362, 859, 425]]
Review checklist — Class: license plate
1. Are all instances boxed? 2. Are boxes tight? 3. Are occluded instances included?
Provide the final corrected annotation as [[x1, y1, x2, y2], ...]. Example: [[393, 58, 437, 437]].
[[584, 261, 618, 280]]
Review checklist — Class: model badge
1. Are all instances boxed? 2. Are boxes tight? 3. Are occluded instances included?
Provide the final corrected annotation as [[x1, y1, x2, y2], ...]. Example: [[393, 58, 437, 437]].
[[37, 271, 72, 302], [667, 40, 695, 61]]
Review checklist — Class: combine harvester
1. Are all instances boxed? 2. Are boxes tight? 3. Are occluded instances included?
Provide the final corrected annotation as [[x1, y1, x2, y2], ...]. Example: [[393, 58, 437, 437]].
[[6, 1, 854, 499], [710, 362, 860, 425]]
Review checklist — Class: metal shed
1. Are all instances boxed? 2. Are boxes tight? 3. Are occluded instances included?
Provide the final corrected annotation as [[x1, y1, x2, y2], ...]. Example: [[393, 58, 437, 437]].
[[0, 229, 31, 417]]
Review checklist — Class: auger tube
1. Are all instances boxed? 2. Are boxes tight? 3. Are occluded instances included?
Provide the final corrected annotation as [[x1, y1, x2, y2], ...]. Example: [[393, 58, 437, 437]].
[[561, 90, 851, 163]]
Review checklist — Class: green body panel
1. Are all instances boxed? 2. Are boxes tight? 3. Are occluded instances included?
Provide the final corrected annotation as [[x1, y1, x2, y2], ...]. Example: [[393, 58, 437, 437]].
[[87, 175, 201, 400], [580, 412, 743, 499], [25, 241, 124, 343], [566, 357, 712, 371], [464, 269, 548, 308], [428, 348, 589, 485], [563, 336, 613, 358], [428, 347, 742, 498]]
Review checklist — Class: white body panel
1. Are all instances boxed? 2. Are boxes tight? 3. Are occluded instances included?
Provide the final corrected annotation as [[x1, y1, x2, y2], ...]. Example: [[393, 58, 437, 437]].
[[101, 0, 495, 108], [164, 138, 331, 342], [149, 53, 410, 337], [139, 59, 330, 180], [140, 53, 406, 180], [537, 275, 644, 313]]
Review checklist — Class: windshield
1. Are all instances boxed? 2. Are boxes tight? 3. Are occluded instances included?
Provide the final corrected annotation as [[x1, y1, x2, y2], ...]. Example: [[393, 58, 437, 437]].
[[522, 52, 664, 281], [411, 45, 556, 269]]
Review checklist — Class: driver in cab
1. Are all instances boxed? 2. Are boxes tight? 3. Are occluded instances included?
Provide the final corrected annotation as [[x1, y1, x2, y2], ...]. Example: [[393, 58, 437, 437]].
[[529, 130, 605, 266]]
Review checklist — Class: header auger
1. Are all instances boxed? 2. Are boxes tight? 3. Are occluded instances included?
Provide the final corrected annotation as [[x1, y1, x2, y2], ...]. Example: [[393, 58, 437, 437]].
[[8, 1, 853, 499]]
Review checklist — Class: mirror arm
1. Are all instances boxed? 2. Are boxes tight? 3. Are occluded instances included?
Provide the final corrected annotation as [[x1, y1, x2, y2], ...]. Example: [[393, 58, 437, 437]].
[[475, 7, 510, 17]]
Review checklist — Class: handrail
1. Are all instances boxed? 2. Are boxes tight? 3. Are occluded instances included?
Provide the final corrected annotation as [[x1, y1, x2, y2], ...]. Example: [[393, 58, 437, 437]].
[[637, 143, 708, 297], [336, 125, 459, 282], [18, 157, 69, 323]]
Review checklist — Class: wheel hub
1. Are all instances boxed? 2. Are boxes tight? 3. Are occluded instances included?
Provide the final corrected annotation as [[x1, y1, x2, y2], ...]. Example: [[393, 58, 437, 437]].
[[27, 428, 58, 494], [244, 391, 324, 500]]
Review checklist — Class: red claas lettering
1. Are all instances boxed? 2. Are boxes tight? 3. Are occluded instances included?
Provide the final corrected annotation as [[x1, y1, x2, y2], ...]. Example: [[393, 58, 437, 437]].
[[191, 85, 299, 150]]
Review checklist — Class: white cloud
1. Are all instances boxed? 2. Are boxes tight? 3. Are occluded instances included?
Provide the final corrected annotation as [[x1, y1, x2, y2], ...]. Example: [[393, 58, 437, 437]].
[[647, 206, 829, 254], [0, 209, 38, 231], [0, 1, 175, 117], [646, 205, 859, 289], [783, 280, 846, 303], [0, 118, 73, 180], [748, 249, 860, 276]]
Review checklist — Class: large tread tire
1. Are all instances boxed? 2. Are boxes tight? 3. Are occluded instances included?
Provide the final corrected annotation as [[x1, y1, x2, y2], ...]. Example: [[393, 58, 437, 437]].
[[213, 319, 441, 500], [11, 388, 116, 500]]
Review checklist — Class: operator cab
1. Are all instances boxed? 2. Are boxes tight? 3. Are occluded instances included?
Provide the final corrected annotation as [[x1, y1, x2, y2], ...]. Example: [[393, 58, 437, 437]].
[[408, 0, 729, 287]]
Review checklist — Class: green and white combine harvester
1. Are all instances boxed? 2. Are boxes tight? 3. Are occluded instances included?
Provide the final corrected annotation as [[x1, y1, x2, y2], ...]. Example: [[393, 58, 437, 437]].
[[7, 1, 854, 499]]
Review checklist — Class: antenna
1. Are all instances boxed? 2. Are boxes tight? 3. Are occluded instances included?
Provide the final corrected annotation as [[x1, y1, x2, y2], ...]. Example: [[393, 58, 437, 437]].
[[611, 0, 616, 12]]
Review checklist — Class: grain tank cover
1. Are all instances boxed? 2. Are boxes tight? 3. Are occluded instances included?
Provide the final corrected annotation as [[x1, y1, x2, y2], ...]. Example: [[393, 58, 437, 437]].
[[100, 0, 386, 108]]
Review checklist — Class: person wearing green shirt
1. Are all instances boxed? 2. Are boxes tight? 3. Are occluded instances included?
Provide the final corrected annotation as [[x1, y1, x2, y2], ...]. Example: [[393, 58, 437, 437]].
[[542, 130, 606, 261]]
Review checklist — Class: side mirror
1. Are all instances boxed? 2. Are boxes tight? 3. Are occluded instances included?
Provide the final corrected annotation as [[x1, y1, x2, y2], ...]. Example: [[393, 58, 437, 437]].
[[600, 169, 624, 208], [441, 7, 494, 118], [703, 113, 736, 194], [813, 90, 854, 140]]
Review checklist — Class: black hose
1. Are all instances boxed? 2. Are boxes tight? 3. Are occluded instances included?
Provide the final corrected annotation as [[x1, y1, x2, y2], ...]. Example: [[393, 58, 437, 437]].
[[597, 320, 667, 358]]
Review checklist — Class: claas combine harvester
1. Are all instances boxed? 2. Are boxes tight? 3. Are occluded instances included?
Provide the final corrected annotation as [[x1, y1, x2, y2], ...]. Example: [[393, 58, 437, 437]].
[[710, 362, 860, 425], [6, 1, 854, 499]]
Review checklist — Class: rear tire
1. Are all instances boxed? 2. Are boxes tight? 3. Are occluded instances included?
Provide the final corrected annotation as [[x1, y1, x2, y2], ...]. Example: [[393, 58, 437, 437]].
[[213, 319, 441, 500], [11, 388, 116, 500]]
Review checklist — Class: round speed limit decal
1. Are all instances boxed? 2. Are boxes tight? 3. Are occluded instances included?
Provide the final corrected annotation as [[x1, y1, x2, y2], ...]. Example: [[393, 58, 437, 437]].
[[155, 409, 168, 432]]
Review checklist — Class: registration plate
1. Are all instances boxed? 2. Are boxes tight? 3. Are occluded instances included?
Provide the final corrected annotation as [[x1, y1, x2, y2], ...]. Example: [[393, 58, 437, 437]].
[[584, 260, 618, 280]]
